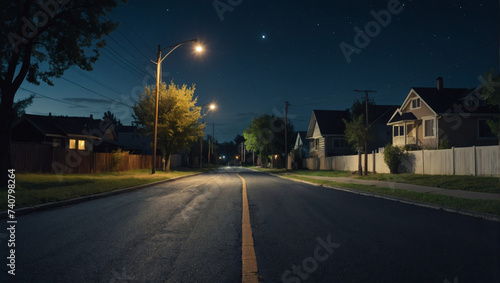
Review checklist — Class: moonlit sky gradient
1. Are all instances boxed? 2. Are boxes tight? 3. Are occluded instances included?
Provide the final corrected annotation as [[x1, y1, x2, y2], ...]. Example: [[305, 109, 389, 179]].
[[17, 0, 499, 142]]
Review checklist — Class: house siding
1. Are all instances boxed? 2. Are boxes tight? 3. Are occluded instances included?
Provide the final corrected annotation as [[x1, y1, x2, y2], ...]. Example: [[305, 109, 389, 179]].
[[401, 91, 435, 118], [440, 116, 498, 147]]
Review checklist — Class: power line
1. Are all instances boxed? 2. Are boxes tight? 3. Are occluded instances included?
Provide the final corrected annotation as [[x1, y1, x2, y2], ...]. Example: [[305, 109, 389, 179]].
[[60, 77, 134, 108], [104, 45, 147, 76], [110, 11, 156, 54], [100, 49, 146, 80], [71, 67, 132, 99], [19, 87, 86, 108], [107, 34, 148, 66], [114, 28, 152, 61]]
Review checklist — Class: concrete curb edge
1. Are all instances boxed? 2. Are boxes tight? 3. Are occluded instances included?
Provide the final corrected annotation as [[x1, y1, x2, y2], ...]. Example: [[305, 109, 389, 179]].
[[0, 172, 205, 219]]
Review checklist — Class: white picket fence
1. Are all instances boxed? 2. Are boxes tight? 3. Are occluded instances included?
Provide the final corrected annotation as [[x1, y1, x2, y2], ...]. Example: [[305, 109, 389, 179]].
[[303, 145, 500, 176]]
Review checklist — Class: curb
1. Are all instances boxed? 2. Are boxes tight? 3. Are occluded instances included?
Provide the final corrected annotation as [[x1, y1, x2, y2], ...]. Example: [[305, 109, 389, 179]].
[[0, 172, 204, 219], [265, 172, 500, 223]]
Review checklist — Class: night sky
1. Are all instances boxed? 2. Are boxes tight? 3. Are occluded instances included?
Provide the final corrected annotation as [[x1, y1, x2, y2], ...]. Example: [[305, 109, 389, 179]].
[[17, 0, 499, 142]]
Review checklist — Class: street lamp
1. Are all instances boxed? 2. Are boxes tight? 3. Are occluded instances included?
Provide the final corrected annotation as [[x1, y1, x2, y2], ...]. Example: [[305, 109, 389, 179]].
[[200, 103, 216, 168], [152, 39, 203, 174]]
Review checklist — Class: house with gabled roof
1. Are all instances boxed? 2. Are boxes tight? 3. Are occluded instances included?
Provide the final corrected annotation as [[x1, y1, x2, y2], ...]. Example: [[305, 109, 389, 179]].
[[387, 77, 498, 149], [306, 110, 353, 158], [12, 113, 118, 152], [293, 131, 309, 158]]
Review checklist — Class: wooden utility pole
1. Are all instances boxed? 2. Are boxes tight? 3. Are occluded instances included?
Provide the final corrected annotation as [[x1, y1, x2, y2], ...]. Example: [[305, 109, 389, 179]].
[[354, 90, 377, 176], [284, 101, 290, 170]]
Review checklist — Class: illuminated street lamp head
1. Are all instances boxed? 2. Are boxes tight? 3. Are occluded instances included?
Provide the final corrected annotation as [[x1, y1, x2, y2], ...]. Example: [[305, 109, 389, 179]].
[[195, 45, 203, 52], [209, 103, 215, 110]]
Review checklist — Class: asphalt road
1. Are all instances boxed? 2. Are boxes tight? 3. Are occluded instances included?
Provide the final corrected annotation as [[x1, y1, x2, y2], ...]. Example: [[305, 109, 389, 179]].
[[1, 167, 499, 282]]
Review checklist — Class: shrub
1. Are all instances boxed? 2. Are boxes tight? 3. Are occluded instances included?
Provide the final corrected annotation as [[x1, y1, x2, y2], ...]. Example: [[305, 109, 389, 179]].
[[112, 148, 128, 172], [438, 138, 450, 149], [382, 144, 405, 174]]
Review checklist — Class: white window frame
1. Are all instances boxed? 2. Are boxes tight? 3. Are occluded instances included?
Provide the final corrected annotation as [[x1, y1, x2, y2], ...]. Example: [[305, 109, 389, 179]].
[[423, 117, 436, 138], [411, 98, 421, 109]]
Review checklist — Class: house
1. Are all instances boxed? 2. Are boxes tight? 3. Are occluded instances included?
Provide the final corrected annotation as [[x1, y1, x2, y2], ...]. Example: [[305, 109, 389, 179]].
[[306, 110, 353, 158], [12, 113, 118, 152], [387, 77, 498, 149], [114, 125, 153, 155], [293, 131, 309, 158], [367, 104, 399, 151]]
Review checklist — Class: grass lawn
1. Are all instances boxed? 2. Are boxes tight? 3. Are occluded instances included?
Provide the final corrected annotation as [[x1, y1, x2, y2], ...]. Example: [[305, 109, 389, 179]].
[[356, 173, 500, 194], [284, 175, 500, 216], [250, 167, 352, 177], [1, 168, 206, 209], [252, 167, 499, 194]]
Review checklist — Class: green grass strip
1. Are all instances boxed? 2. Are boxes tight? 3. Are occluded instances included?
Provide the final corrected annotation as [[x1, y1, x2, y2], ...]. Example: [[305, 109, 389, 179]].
[[284, 175, 500, 216], [356, 173, 500, 194], [1, 169, 205, 208]]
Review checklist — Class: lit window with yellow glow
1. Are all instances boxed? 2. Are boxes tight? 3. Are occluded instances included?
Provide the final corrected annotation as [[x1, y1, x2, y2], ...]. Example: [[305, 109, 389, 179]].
[[69, 139, 76, 149], [78, 140, 86, 150]]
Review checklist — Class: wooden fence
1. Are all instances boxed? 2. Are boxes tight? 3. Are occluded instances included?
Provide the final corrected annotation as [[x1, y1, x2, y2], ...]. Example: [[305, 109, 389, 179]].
[[11, 142, 162, 174]]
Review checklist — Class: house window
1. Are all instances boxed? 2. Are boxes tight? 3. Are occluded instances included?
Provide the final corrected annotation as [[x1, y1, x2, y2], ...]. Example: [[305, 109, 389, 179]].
[[424, 119, 435, 137], [78, 140, 86, 150], [411, 98, 421, 109], [69, 139, 76, 149], [478, 119, 496, 138], [333, 138, 348, 148], [393, 126, 404, 137], [69, 139, 87, 150], [313, 139, 319, 150]]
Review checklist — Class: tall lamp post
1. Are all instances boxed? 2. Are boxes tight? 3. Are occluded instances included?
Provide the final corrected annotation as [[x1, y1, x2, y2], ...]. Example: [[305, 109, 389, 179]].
[[200, 103, 215, 168], [152, 39, 203, 174]]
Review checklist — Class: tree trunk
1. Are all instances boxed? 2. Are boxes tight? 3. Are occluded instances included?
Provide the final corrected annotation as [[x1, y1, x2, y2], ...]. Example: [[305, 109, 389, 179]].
[[357, 150, 362, 176], [165, 153, 171, 172], [0, 87, 16, 189]]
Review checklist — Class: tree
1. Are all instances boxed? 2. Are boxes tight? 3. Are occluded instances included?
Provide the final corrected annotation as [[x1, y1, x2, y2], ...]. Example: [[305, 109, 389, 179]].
[[243, 114, 294, 168], [351, 98, 376, 123], [103, 110, 121, 126], [343, 114, 371, 175], [480, 69, 500, 142], [132, 81, 204, 172], [13, 94, 35, 121], [1, 0, 124, 186]]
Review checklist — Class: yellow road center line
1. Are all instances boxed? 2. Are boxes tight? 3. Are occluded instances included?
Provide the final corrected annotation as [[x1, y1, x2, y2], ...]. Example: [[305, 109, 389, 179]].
[[237, 174, 259, 283]]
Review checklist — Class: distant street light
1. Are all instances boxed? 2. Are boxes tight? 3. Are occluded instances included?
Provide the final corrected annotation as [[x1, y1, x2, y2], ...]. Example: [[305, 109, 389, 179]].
[[200, 103, 216, 168], [152, 39, 203, 174]]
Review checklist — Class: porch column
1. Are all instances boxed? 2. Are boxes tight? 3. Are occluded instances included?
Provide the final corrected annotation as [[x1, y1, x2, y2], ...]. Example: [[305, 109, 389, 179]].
[[404, 121, 407, 145]]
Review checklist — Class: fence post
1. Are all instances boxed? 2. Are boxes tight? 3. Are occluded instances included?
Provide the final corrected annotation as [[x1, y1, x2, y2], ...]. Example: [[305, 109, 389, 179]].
[[422, 149, 425, 175], [452, 147, 455, 176], [473, 145, 477, 176]]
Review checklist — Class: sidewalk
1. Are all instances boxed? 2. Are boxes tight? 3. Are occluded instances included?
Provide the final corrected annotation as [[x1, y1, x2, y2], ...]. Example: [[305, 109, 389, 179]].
[[288, 175, 500, 201]]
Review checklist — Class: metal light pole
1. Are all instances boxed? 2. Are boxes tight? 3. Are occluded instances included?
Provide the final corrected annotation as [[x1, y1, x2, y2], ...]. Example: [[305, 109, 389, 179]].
[[152, 39, 202, 174]]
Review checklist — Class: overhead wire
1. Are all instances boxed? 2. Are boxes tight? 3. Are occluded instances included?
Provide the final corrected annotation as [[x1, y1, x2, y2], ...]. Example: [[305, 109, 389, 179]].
[[60, 77, 134, 108], [71, 67, 130, 98], [19, 87, 86, 108]]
